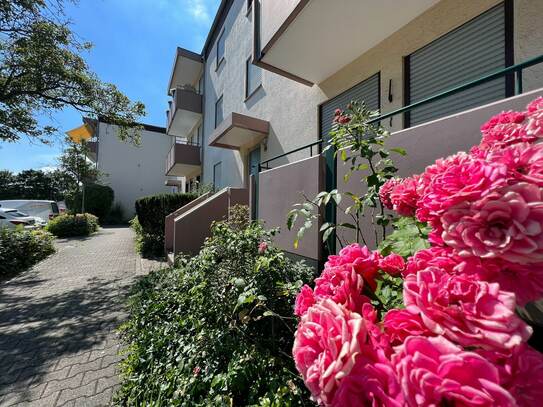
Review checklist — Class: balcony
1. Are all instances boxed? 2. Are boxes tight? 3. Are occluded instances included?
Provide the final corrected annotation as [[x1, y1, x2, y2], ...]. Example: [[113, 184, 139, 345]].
[[254, 0, 438, 85], [166, 86, 203, 137], [209, 112, 269, 150], [167, 47, 203, 94], [165, 141, 201, 177]]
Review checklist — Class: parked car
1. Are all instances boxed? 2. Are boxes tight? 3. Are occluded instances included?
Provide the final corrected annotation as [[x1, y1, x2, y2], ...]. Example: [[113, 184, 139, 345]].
[[0, 200, 60, 223], [0, 208, 37, 229], [57, 201, 67, 214]]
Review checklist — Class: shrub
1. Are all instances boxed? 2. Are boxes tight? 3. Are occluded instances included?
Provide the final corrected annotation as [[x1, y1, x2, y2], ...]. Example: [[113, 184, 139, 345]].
[[104, 203, 126, 225], [117, 211, 316, 406], [0, 227, 55, 278], [66, 183, 114, 221], [46, 213, 99, 237], [129, 216, 162, 257], [133, 192, 198, 257]]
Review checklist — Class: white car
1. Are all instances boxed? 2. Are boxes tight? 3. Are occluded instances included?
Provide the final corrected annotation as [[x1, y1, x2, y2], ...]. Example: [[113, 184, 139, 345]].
[[0, 200, 60, 222], [0, 208, 37, 229]]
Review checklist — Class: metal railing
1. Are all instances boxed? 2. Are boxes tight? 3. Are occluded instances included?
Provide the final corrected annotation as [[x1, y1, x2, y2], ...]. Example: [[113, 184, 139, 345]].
[[258, 53, 543, 172]]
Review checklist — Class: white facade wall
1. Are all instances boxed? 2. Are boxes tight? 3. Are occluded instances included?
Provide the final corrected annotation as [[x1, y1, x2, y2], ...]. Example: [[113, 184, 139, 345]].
[[201, 0, 326, 188], [96, 122, 175, 218]]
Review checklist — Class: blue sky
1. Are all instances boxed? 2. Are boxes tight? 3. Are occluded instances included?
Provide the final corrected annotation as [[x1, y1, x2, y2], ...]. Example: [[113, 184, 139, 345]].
[[0, 0, 220, 172]]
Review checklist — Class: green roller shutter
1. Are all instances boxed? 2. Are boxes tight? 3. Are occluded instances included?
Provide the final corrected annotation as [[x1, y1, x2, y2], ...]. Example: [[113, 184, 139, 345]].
[[320, 73, 380, 139], [407, 3, 509, 127]]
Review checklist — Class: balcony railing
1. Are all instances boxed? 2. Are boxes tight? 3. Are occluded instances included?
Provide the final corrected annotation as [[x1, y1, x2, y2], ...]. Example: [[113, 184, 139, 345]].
[[165, 139, 201, 177], [166, 85, 203, 137], [259, 53, 543, 171]]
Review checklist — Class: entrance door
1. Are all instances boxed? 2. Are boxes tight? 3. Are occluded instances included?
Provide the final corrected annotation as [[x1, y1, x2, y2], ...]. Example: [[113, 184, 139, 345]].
[[248, 147, 261, 219]]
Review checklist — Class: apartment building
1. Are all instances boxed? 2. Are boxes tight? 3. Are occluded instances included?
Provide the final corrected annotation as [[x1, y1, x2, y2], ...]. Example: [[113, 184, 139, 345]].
[[68, 119, 178, 219], [165, 0, 543, 262]]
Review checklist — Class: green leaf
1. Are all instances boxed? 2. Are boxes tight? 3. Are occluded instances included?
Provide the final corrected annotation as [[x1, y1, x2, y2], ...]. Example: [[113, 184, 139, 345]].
[[391, 147, 407, 156], [322, 226, 334, 243]]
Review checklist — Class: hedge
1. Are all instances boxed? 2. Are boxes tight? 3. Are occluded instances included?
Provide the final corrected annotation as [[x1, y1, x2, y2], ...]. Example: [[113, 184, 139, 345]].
[[133, 192, 198, 257], [66, 183, 114, 221], [46, 213, 99, 237], [0, 228, 55, 278]]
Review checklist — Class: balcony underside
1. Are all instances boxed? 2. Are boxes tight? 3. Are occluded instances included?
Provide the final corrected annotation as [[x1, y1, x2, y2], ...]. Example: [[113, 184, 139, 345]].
[[165, 143, 201, 177], [209, 112, 269, 151], [166, 163, 201, 178], [168, 109, 202, 137], [259, 0, 439, 85], [168, 47, 203, 93]]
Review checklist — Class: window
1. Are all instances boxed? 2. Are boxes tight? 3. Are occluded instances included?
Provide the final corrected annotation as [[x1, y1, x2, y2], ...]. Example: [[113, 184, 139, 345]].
[[245, 57, 262, 99], [215, 95, 223, 128], [195, 125, 202, 146], [217, 30, 225, 67], [197, 76, 203, 94], [213, 162, 222, 191]]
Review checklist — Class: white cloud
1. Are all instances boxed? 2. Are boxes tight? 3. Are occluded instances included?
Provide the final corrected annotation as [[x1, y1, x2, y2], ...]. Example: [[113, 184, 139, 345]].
[[38, 166, 58, 173], [185, 0, 211, 23]]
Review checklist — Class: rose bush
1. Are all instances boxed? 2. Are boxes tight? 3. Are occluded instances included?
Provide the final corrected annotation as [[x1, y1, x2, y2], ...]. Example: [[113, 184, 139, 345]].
[[292, 97, 543, 406]]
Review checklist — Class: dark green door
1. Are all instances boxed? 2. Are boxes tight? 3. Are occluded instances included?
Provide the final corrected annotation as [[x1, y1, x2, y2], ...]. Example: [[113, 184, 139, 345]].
[[249, 147, 261, 219]]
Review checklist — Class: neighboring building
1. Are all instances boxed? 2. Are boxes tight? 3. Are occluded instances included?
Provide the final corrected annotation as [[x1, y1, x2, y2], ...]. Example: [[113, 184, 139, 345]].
[[69, 119, 179, 219], [165, 0, 543, 262]]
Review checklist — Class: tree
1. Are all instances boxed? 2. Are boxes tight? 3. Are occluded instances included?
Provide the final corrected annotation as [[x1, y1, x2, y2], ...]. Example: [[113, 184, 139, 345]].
[[57, 140, 98, 185], [0, 170, 16, 199], [0, 0, 145, 143], [0, 168, 75, 200]]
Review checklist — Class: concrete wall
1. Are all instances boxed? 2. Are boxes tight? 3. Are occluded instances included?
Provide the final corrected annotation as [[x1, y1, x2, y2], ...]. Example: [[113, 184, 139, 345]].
[[260, 0, 301, 49], [320, 0, 543, 132], [96, 122, 174, 218], [336, 87, 543, 249], [202, 0, 326, 188], [173, 187, 248, 255], [258, 155, 324, 260]]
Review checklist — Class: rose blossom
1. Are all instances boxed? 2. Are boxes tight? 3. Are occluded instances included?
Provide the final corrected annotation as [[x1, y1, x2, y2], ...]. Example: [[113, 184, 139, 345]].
[[331, 356, 403, 407], [293, 299, 381, 405], [383, 309, 433, 346], [525, 97, 543, 138], [487, 142, 543, 186], [325, 244, 381, 291], [501, 344, 543, 407], [379, 253, 406, 276], [418, 154, 507, 221], [389, 176, 420, 217], [479, 110, 533, 151], [393, 336, 516, 406], [294, 285, 315, 317], [403, 267, 532, 350], [379, 178, 400, 210], [441, 182, 543, 264], [404, 246, 457, 277], [258, 241, 268, 254], [313, 264, 369, 312]]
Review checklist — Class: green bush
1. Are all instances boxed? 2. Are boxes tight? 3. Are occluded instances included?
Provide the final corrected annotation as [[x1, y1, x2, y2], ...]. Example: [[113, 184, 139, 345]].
[[133, 192, 198, 257], [104, 203, 126, 225], [66, 183, 114, 221], [0, 227, 55, 278], [46, 213, 99, 237], [129, 216, 162, 257], [117, 210, 316, 406]]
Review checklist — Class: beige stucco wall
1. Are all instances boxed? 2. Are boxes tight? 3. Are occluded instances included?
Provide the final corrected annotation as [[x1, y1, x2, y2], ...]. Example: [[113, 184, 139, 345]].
[[260, 0, 301, 49]]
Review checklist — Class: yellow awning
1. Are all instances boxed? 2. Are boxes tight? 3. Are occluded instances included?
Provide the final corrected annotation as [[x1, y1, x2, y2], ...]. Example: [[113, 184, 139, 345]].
[[65, 124, 94, 143]]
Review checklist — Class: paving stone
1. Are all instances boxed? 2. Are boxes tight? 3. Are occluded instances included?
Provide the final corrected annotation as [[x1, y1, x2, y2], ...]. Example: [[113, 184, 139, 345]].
[[0, 227, 144, 406]]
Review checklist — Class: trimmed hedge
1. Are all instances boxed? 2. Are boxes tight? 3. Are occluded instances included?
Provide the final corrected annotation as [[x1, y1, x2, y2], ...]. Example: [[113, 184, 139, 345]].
[[66, 183, 114, 221], [0, 228, 55, 278], [46, 213, 99, 237], [133, 192, 198, 257]]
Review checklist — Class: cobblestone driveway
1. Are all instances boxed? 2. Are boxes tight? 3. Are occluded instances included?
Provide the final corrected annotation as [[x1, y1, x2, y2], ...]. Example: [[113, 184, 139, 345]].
[[0, 227, 163, 406]]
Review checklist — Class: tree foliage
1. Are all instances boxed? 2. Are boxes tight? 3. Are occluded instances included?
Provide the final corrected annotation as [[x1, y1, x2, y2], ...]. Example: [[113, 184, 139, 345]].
[[0, 0, 145, 143], [0, 168, 74, 200]]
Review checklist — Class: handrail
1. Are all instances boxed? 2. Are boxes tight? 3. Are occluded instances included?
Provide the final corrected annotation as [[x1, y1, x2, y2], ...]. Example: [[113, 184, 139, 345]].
[[259, 53, 543, 171]]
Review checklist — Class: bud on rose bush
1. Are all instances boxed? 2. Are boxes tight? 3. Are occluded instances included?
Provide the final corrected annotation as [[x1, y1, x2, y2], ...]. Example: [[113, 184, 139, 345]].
[[292, 97, 543, 406]]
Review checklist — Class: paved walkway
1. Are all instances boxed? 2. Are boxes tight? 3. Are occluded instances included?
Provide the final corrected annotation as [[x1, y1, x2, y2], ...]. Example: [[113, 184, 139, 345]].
[[0, 227, 165, 407]]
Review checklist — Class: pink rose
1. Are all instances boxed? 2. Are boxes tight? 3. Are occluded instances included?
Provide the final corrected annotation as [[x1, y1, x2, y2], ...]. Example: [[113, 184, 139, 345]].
[[479, 110, 533, 151], [393, 336, 516, 406], [487, 142, 543, 186], [292, 299, 379, 405], [418, 154, 507, 221], [404, 246, 457, 277], [294, 285, 315, 317], [313, 264, 369, 312], [383, 309, 433, 346], [379, 253, 406, 276], [331, 356, 403, 407], [379, 178, 400, 210], [389, 176, 420, 217], [403, 267, 532, 350], [501, 344, 543, 407], [442, 182, 543, 264], [525, 97, 543, 138], [258, 241, 268, 254], [325, 244, 381, 291]]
